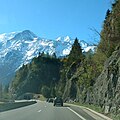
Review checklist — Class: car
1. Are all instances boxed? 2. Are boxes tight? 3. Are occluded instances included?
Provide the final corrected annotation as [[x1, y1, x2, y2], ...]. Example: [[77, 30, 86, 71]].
[[53, 97, 63, 106]]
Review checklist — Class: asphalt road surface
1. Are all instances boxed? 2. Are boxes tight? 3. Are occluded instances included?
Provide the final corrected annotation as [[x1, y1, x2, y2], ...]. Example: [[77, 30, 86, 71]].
[[0, 101, 105, 120]]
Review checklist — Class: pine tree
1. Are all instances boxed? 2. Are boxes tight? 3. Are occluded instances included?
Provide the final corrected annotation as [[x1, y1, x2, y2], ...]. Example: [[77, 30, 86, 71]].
[[68, 38, 83, 64], [52, 53, 57, 58]]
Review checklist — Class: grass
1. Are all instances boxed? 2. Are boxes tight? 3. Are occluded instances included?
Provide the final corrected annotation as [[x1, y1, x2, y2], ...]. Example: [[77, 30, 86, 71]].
[[71, 102, 103, 113], [108, 113, 120, 120]]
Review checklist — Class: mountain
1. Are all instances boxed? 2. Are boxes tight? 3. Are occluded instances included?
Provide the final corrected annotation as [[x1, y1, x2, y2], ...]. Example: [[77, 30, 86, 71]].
[[0, 30, 96, 84]]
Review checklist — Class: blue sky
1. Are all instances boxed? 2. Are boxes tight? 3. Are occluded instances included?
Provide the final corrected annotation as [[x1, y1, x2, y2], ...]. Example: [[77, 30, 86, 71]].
[[0, 0, 113, 43]]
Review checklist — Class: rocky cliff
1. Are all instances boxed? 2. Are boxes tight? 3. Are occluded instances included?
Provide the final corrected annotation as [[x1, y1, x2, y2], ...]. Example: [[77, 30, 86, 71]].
[[93, 46, 120, 114], [62, 45, 120, 116]]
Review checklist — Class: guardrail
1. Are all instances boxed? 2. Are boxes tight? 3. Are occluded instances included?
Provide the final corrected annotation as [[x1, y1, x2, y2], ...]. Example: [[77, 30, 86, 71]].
[[0, 101, 37, 112]]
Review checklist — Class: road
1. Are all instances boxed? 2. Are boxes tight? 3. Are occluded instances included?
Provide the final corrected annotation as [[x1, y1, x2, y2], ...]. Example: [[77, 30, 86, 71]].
[[0, 101, 106, 120]]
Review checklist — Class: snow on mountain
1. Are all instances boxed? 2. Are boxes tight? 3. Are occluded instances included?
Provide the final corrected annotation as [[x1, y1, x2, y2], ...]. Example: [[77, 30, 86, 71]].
[[0, 30, 96, 84], [0, 32, 18, 42]]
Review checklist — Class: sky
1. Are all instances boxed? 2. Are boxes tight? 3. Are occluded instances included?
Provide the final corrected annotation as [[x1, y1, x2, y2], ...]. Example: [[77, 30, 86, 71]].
[[0, 0, 114, 43]]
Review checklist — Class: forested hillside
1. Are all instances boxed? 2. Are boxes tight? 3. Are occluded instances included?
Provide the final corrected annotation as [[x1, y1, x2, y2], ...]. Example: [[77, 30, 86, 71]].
[[9, 0, 120, 118], [58, 0, 120, 117], [60, 0, 120, 114], [10, 53, 61, 98]]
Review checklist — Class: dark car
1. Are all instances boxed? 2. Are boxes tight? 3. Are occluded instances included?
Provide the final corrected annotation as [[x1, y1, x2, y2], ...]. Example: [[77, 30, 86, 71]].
[[54, 97, 63, 106]]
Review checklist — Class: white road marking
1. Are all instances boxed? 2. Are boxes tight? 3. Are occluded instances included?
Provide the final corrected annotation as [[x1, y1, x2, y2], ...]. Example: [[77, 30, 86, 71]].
[[67, 107, 86, 120], [38, 110, 42, 112], [45, 106, 47, 107]]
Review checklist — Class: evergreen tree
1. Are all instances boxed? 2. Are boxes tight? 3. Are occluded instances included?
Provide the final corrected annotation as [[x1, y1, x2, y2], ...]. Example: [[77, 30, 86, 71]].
[[52, 53, 57, 58], [68, 38, 83, 64], [105, 9, 110, 19]]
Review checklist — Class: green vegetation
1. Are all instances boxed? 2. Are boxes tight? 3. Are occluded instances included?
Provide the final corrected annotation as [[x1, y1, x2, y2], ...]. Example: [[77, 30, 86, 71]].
[[98, 0, 120, 57], [0, 83, 11, 102], [108, 113, 120, 120], [70, 102, 103, 113], [9, 0, 120, 118], [67, 38, 83, 65], [11, 53, 61, 98]]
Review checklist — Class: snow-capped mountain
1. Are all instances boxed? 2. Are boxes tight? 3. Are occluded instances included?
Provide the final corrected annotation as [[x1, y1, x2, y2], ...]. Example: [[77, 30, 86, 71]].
[[0, 30, 96, 84]]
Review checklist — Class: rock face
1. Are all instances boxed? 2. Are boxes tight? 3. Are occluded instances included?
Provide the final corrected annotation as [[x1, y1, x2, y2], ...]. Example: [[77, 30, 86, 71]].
[[59, 0, 120, 116], [62, 61, 80, 101], [93, 47, 120, 114], [62, 46, 120, 115]]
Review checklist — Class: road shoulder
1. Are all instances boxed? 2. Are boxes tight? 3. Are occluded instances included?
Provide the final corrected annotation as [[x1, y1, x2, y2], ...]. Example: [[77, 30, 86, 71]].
[[65, 103, 113, 120]]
